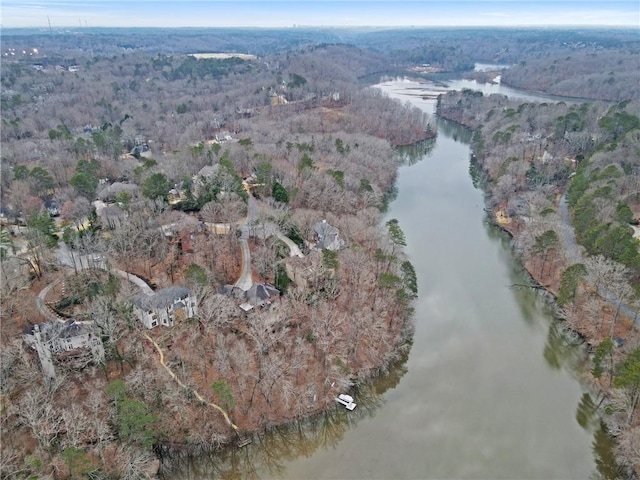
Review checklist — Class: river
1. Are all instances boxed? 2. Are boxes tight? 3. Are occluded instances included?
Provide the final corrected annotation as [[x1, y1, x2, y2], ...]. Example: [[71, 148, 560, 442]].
[[164, 79, 616, 479]]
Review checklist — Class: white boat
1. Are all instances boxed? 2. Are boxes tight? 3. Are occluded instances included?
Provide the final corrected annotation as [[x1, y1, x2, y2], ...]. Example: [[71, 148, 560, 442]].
[[335, 393, 356, 410]]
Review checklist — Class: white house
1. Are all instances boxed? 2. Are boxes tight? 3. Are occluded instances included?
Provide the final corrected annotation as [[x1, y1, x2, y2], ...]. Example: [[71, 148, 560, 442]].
[[132, 286, 197, 329], [23, 319, 105, 378]]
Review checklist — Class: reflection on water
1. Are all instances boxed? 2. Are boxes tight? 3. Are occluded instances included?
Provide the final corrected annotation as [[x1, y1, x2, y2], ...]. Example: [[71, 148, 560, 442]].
[[543, 320, 587, 373], [397, 138, 435, 166], [577, 392, 600, 431], [160, 349, 411, 479], [592, 422, 624, 480], [165, 77, 619, 480], [436, 116, 472, 144], [469, 153, 487, 190]]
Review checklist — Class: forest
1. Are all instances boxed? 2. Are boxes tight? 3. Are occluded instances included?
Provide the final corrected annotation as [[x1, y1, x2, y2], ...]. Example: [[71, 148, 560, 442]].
[[1, 26, 639, 478], [0, 33, 430, 479]]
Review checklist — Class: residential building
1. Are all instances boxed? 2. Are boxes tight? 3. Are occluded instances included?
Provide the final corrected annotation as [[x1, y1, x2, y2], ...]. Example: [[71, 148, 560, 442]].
[[23, 319, 105, 378], [246, 283, 280, 308], [44, 199, 60, 217], [132, 286, 197, 329], [284, 250, 320, 290], [311, 219, 344, 251], [96, 182, 139, 202]]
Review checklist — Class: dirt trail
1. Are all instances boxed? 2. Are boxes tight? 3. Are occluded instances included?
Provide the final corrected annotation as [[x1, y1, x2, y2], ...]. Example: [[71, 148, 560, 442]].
[[144, 333, 239, 431]]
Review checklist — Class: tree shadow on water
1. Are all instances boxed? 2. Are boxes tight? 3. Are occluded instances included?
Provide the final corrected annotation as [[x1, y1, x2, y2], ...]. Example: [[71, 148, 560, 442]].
[[159, 347, 411, 479]]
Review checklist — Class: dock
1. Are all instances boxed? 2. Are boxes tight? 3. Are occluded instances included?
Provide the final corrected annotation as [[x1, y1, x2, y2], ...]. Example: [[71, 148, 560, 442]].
[[236, 436, 252, 448]]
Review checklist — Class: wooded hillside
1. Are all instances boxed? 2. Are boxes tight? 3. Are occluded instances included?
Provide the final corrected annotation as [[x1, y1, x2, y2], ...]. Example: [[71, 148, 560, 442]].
[[501, 50, 640, 102], [438, 89, 640, 476], [0, 37, 428, 479]]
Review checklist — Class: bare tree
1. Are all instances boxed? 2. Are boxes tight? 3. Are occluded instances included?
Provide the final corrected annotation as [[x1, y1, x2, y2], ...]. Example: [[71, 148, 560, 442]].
[[60, 403, 90, 449], [616, 425, 640, 470], [16, 387, 63, 453], [112, 445, 158, 480], [89, 297, 126, 358], [585, 255, 634, 336]]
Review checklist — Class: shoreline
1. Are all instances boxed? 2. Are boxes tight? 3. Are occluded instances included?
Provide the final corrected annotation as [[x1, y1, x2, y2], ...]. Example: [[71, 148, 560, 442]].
[[436, 106, 637, 477], [153, 133, 430, 475], [156, 336, 413, 475]]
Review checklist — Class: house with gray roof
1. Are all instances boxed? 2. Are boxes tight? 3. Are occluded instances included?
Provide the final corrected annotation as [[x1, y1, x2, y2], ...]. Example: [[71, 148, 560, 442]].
[[97, 182, 139, 202], [192, 164, 220, 197], [312, 220, 344, 251], [246, 283, 280, 308], [97, 203, 126, 230], [23, 319, 105, 378], [132, 286, 197, 329], [44, 199, 60, 217]]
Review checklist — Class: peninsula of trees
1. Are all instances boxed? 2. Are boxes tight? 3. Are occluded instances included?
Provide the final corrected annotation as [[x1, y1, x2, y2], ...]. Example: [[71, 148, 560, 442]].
[[1, 32, 431, 479]]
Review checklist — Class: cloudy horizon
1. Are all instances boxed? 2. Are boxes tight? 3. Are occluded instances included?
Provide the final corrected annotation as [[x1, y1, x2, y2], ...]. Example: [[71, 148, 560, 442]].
[[1, 1, 638, 29]]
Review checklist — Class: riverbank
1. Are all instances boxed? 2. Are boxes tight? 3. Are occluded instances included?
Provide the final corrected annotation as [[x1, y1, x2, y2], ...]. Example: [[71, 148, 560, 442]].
[[162, 80, 619, 479], [437, 94, 640, 477]]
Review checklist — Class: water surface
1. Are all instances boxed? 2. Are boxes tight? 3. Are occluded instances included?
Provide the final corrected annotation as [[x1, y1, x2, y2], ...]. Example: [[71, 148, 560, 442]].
[[276, 82, 596, 479], [165, 79, 612, 480]]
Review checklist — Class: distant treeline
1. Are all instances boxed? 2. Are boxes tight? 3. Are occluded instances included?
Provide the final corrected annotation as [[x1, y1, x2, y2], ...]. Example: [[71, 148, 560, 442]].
[[502, 50, 640, 102]]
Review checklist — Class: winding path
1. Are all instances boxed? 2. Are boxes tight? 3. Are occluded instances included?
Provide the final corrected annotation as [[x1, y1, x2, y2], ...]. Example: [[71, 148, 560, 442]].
[[233, 195, 258, 291], [144, 333, 239, 431], [36, 280, 65, 323], [37, 243, 154, 322], [234, 195, 304, 292]]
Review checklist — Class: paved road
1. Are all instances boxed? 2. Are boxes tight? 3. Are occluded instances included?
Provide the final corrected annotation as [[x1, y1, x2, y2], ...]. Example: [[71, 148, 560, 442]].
[[234, 235, 253, 291], [558, 192, 638, 324], [37, 243, 155, 322], [558, 192, 584, 265], [234, 195, 305, 292], [35, 280, 64, 323], [274, 231, 304, 258], [233, 197, 257, 292]]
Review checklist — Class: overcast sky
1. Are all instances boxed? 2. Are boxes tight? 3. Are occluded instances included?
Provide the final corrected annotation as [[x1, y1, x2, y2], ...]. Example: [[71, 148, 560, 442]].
[[2, 1, 638, 28]]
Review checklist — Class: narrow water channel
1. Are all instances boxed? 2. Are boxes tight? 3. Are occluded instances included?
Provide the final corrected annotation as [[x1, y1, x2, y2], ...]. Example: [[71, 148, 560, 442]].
[[165, 80, 614, 479]]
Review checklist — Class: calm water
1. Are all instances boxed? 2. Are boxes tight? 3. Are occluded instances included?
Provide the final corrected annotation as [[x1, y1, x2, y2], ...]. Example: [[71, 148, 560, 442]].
[[164, 80, 614, 480]]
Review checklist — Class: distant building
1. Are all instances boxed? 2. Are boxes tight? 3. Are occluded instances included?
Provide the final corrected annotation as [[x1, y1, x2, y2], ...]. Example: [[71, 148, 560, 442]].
[[311, 220, 344, 251], [44, 199, 60, 217], [23, 320, 105, 379], [96, 182, 139, 202], [270, 92, 288, 106], [192, 164, 220, 197], [132, 286, 198, 329], [130, 144, 149, 156], [214, 131, 234, 142]]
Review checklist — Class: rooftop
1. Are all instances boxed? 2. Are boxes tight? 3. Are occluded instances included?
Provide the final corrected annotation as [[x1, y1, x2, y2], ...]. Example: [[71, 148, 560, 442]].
[[133, 286, 191, 310]]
